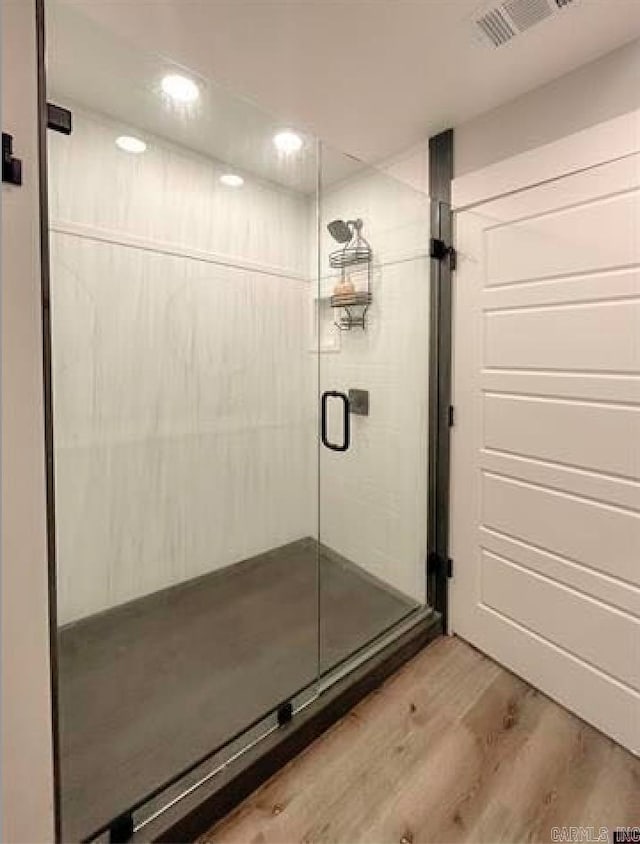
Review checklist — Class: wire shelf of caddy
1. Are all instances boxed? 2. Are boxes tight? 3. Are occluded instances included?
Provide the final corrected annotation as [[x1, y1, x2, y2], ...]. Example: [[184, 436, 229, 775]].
[[327, 218, 373, 331]]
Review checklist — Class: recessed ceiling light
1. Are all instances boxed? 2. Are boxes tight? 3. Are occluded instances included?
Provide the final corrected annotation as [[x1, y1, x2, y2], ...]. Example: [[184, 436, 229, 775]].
[[161, 73, 200, 104], [219, 173, 244, 188], [116, 135, 147, 154], [273, 130, 303, 154]]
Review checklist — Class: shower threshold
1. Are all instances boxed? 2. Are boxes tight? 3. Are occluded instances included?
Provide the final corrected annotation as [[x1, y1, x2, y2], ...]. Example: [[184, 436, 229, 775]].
[[57, 538, 428, 842]]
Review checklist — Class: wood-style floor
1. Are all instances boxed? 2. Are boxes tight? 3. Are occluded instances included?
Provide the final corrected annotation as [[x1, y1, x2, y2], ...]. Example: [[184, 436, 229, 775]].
[[58, 539, 416, 841], [201, 637, 640, 844]]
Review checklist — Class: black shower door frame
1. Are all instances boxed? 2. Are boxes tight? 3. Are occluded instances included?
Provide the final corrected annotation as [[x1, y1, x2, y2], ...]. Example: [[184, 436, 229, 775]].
[[34, 0, 453, 832]]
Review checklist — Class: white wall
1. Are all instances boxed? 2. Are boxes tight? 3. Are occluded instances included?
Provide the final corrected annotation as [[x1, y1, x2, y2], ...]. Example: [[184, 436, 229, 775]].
[[49, 107, 317, 624], [318, 167, 431, 604], [51, 107, 433, 622], [377, 143, 430, 196], [1, 0, 56, 840], [456, 36, 640, 176]]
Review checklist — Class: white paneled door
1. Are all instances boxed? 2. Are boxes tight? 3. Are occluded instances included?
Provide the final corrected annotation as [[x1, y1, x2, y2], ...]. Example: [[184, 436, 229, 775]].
[[450, 112, 640, 754]]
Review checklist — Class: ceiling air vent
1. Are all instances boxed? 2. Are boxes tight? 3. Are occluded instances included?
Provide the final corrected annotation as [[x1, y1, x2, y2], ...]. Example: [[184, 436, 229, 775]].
[[474, 0, 576, 47], [476, 8, 516, 47]]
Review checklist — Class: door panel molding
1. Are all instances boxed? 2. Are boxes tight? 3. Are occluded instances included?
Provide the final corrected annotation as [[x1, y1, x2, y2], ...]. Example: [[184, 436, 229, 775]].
[[451, 111, 640, 754]]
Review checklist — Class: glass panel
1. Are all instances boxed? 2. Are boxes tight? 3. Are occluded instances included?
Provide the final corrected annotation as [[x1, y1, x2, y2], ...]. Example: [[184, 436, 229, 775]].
[[46, 3, 320, 839], [318, 145, 433, 674]]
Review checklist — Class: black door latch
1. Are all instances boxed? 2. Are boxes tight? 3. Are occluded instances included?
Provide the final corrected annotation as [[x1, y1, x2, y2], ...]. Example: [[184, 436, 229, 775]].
[[2, 133, 22, 186]]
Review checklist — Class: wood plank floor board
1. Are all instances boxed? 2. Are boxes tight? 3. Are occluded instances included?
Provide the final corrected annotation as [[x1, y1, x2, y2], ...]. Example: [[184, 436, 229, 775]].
[[200, 637, 640, 844]]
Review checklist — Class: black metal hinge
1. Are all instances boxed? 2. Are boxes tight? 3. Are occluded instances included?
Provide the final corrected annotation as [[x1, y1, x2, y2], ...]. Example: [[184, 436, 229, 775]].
[[2, 133, 22, 186], [429, 237, 456, 270], [448, 405, 455, 428], [277, 701, 293, 726], [428, 552, 453, 579], [47, 103, 73, 135]]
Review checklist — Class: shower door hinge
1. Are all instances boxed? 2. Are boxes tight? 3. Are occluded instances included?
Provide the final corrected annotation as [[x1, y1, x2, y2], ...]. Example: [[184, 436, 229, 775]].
[[277, 701, 293, 726], [47, 103, 73, 135], [2, 133, 22, 186], [430, 238, 456, 271], [448, 405, 455, 428], [428, 552, 453, 579]]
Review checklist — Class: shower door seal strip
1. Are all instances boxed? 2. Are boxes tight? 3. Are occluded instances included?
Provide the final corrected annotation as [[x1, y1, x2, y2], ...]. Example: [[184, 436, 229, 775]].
[[121, 608, 440, 842], [317, 606, 436, 694], [133, 722, 282, 836]]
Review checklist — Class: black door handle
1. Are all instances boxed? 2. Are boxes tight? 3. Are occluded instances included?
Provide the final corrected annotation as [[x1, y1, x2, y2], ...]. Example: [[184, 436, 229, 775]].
[[321, 391, 350, 452]]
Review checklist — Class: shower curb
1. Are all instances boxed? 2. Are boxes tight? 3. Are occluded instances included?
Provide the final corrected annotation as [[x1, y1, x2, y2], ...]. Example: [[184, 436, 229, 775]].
[[139, 615, 442, 843]]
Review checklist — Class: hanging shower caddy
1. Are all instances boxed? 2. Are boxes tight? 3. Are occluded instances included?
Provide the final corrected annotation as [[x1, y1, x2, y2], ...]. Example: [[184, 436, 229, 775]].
[[328, 218, 372, 330]]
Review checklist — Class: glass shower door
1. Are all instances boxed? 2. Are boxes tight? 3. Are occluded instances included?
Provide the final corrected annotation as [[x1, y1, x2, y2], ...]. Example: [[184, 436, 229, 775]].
[[46, 3, 322, 839], [317, 145, 433, 675]]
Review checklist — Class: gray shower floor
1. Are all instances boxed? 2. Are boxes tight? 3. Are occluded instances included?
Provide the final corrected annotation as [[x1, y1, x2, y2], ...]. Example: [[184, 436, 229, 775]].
[[58, 538, 418, 841]]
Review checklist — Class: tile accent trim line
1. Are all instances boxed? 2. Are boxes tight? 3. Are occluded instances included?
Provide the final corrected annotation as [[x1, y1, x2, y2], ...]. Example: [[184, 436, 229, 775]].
[[50, 219, 310, 283]]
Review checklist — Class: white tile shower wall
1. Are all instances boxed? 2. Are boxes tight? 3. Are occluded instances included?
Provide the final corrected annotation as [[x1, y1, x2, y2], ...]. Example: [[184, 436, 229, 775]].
[[317, 168, 431, 282], [318, 168, 430, 604], [49, 107, 311, 274], [49, 107, 317, 624]]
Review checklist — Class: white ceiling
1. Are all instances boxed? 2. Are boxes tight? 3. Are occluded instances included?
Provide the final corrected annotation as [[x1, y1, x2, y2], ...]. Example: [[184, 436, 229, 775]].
[[51, 0, 640, 167], [47, 4, 367, 193]]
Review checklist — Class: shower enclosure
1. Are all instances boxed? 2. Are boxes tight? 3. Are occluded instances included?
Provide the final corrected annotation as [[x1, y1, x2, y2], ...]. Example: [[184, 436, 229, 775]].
[[43, 3, 444, 840]]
